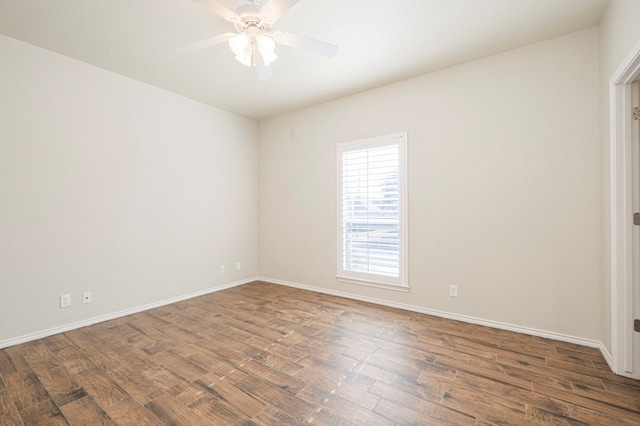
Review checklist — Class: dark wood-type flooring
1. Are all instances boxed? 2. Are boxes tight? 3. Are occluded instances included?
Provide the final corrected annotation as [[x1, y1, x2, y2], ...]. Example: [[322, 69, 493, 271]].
[[1, 281, 639, 425]]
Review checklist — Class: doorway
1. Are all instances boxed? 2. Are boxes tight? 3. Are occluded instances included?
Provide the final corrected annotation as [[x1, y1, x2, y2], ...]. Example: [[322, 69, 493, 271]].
[[610, 42, 640, 379]]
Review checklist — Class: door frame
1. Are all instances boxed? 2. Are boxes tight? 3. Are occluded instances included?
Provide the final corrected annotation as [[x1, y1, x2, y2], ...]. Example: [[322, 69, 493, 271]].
[[610, 39, 640, 379]]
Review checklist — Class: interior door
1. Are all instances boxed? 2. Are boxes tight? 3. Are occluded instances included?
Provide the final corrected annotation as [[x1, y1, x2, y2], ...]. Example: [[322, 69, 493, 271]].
[[633, 79, 640, 377]]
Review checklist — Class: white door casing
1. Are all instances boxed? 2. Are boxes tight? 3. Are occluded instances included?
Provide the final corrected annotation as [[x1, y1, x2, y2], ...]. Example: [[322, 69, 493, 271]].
[[610, 39, 640, 379], [632, 80, 640, 377]]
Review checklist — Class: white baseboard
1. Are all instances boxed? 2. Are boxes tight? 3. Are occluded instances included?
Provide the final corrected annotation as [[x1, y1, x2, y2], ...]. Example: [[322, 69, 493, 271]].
[[3, 276, 612, 369], [0, 277, 257, 349], [599, 342, 614, 371], [258, 276, 604, 350]]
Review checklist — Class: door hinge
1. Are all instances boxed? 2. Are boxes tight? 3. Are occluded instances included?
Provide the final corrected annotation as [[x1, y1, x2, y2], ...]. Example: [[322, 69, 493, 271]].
[[635, 212, 640, 226], [634, 106, 640, 120], [635, 319, 640, 333]]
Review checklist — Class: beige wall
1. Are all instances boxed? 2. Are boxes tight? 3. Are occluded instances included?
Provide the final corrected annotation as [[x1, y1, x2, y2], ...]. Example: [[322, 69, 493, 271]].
[[258, 28, 601, 340], [0, 35, 258, 344], [598, 0, 640, 354]]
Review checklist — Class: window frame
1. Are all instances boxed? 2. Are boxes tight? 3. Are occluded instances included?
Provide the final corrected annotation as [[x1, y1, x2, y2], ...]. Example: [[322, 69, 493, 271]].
[[336, 132, 409, 291]]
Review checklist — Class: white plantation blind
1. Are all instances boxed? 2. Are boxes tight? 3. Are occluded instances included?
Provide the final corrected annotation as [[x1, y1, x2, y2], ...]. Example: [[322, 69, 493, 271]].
[[337, 133, 407, 289]]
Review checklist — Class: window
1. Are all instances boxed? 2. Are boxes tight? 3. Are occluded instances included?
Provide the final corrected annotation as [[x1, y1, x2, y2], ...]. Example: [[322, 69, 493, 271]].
[[337, 133, 408, 290]]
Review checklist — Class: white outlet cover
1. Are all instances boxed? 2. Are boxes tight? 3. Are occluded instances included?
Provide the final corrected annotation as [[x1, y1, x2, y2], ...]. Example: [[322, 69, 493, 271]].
[[236, 262, 241, 270], [60, 294, 71, 308], [83, 291, 92, 304], [220, 265, 225, 273]]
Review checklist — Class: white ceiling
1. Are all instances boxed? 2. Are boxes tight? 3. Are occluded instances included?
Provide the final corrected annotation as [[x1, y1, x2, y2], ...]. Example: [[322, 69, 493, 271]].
[[0, 0, 608, 120]]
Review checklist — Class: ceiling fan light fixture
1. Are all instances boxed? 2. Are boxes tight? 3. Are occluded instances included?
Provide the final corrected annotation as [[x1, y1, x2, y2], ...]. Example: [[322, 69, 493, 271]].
[[186, 0, 338, 79], [261, 50, 278, 66], [257, 34, 275, 53], [230, 32, 278, 68], [257, 35, 278, 65], [235, 52, 253, 67], [228, 33, 249, 56]]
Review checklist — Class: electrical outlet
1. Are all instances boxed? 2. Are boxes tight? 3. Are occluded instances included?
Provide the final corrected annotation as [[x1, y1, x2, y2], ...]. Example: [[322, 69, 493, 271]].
[[60, 294, 71, 308], [236, 261, 241, 271], [449, 285, 458, 297], [220, 264, 225, 274], [83, 291, 92, 304]]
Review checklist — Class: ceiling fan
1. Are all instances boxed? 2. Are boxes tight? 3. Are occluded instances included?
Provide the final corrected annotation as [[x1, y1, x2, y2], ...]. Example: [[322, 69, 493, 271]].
[[182, 0, 338, 80]]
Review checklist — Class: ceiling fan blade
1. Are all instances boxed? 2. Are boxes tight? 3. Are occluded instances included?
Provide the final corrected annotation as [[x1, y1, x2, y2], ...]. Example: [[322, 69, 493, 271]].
[[275, 31, 338, 57], [259, 0, 300, 23], [192, 0, 238, 21], [254, 48, 273, 81], [178, 33, 236, 54]]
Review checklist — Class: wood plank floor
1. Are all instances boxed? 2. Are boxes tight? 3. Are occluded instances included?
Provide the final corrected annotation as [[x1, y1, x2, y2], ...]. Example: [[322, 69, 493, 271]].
[[1, 281, 639, 425]]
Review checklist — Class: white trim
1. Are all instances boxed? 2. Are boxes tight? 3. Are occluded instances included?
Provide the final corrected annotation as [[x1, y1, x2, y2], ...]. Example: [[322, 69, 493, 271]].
[[336, 275, 411, 292], [0, 277, 256, 349], [4, 275, 612, 369], [609, 38, 640, 378], [336, 132, 409, 289], [600, 343, 615, 373], [258, 277, 603, 350]]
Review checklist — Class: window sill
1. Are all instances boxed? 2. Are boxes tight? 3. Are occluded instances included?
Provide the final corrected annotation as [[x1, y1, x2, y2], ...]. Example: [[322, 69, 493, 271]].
[[336, 276, 410, 292]]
